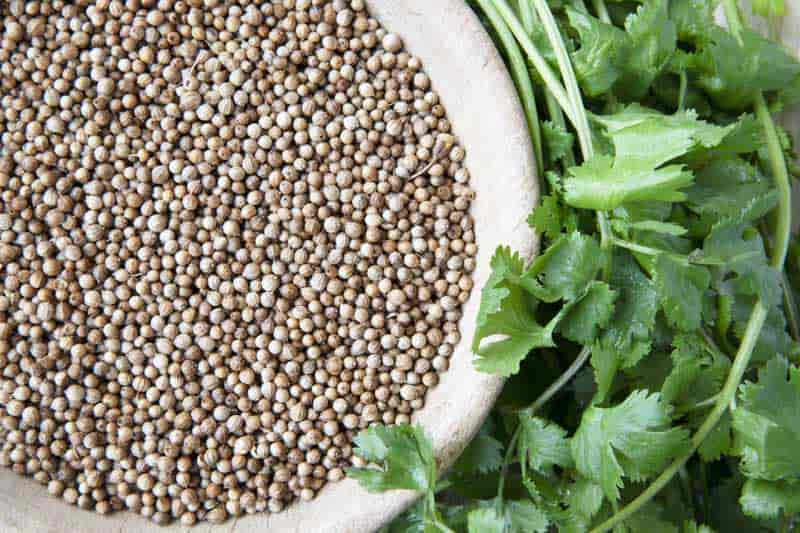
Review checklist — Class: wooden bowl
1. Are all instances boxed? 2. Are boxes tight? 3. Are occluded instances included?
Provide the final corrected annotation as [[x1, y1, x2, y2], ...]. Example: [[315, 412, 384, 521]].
[[0, 0, 537, 531]]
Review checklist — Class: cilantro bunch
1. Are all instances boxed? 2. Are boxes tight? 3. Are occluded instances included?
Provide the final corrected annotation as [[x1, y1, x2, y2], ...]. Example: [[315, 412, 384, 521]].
[[348, 0, 800, 531]]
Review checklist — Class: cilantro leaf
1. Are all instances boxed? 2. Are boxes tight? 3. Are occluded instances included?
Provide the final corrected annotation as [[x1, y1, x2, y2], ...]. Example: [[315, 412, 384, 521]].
[[559, 281, 617, 344], [571, 390, 690, 501], [528, 195, 565, 241], [526, 232, 603, 302], [695, 27, 800, 110], [564, 156, 693, 210], [687, 157, 772, 224], [739, 479, 800, 520], [473, 247, 557, 376], [683, 522, 716, 533], [654, 254, 711, 332], [453, 422, 504, 476], [669, 0, 716, 44], [506, 500, 550, 533], [661, 333, 730, 413], [566, 107, 731, 210], [566, 8, 630, 97], [590, 340, 620, 404], [541, 120, 575, 164], [699, 412, 732, 462], [550, 478, 605, 533], [467, 507, 505, 533], [591, 251, 660, 400], [517, 413, 573, 474], [615, 0, 676, 100], [349, 424, 435, 493], [594, 106, 734, 167], [733, 357, 800, 481]]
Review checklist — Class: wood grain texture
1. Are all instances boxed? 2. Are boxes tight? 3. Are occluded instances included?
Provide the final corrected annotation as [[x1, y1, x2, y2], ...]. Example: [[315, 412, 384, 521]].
[[0, 1, 537, 532]]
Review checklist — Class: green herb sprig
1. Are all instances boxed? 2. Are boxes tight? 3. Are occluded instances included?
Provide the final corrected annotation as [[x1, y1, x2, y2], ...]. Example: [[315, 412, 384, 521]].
[[350, 0, 800, 531]]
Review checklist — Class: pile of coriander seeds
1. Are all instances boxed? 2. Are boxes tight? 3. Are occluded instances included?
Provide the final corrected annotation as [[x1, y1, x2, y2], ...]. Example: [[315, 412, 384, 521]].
[[0, 0, 477, 526]]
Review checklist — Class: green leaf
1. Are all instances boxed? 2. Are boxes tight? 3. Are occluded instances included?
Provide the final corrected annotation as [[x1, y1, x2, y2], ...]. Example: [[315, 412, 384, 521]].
[[467, 507, 505, 533], [594, 106, 734, 168], [698, 412, 732, 462], [654, 254, 711, 332], [384, 502, 437, 533], [550, 478, 605, 532], [541, 120, 575, 164], [473, 247, 557, 376], [566, 8, 630, 97], [615, 0, 677, 100], [506, 500, 550, 533], [591, 340, 620, 404], [669, 0, 716, 43], [452, 423, 504, 476], [559, 281, 618, 344], [571, 390, 691, 501], [732, 299, 797, 363], [526, 232, 604, 303], [518, 413, 573, 474], [696, 27, 800, 110], [687, 157, 772, 223], [528, 195, 565, 241], [567, 107, 731, 210], [564, 156, 693, 210], [349, 424, 435, 493], [733, 357, 800, 480], [740, 479, 800, 520], [682, 521, 716, 533], [591, 251, 660, 401], [661, 333, 729, 412]]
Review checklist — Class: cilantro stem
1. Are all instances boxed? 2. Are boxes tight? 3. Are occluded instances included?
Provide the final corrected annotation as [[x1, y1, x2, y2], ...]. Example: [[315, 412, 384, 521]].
[[527, 0, 613, 274], [481, 0, 577, 126], [516, 0, 535, 34], [530, 0, 592, 159], [498, 344, 592, 502], [677, 70, 688, 112], [591, 0, 611, 24], [523, 344, 592, 416], [759, 222, 800, 341], [678, 466, 695, 518], [783, 272, 800, 341], [481, 0, 545, 175], [678, 392, 720, 415], [590, 302, 769, 533], [592, 2, 794, 529], [496, 423, 521, 503], [609, 237, 665, 257], [754, 92, 793, 268], [545, 90, 577, 168]]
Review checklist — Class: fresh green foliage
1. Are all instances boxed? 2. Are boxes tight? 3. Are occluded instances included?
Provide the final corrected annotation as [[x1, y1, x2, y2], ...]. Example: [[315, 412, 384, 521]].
[[517, 413, 573, 474], [349, 424, 435, 493], [694, 27, 800, 110], [452, 421, 505, 476], [733, 357, 800, 480], [571, 391, 690, 501], [354, 0, 800, 531]]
